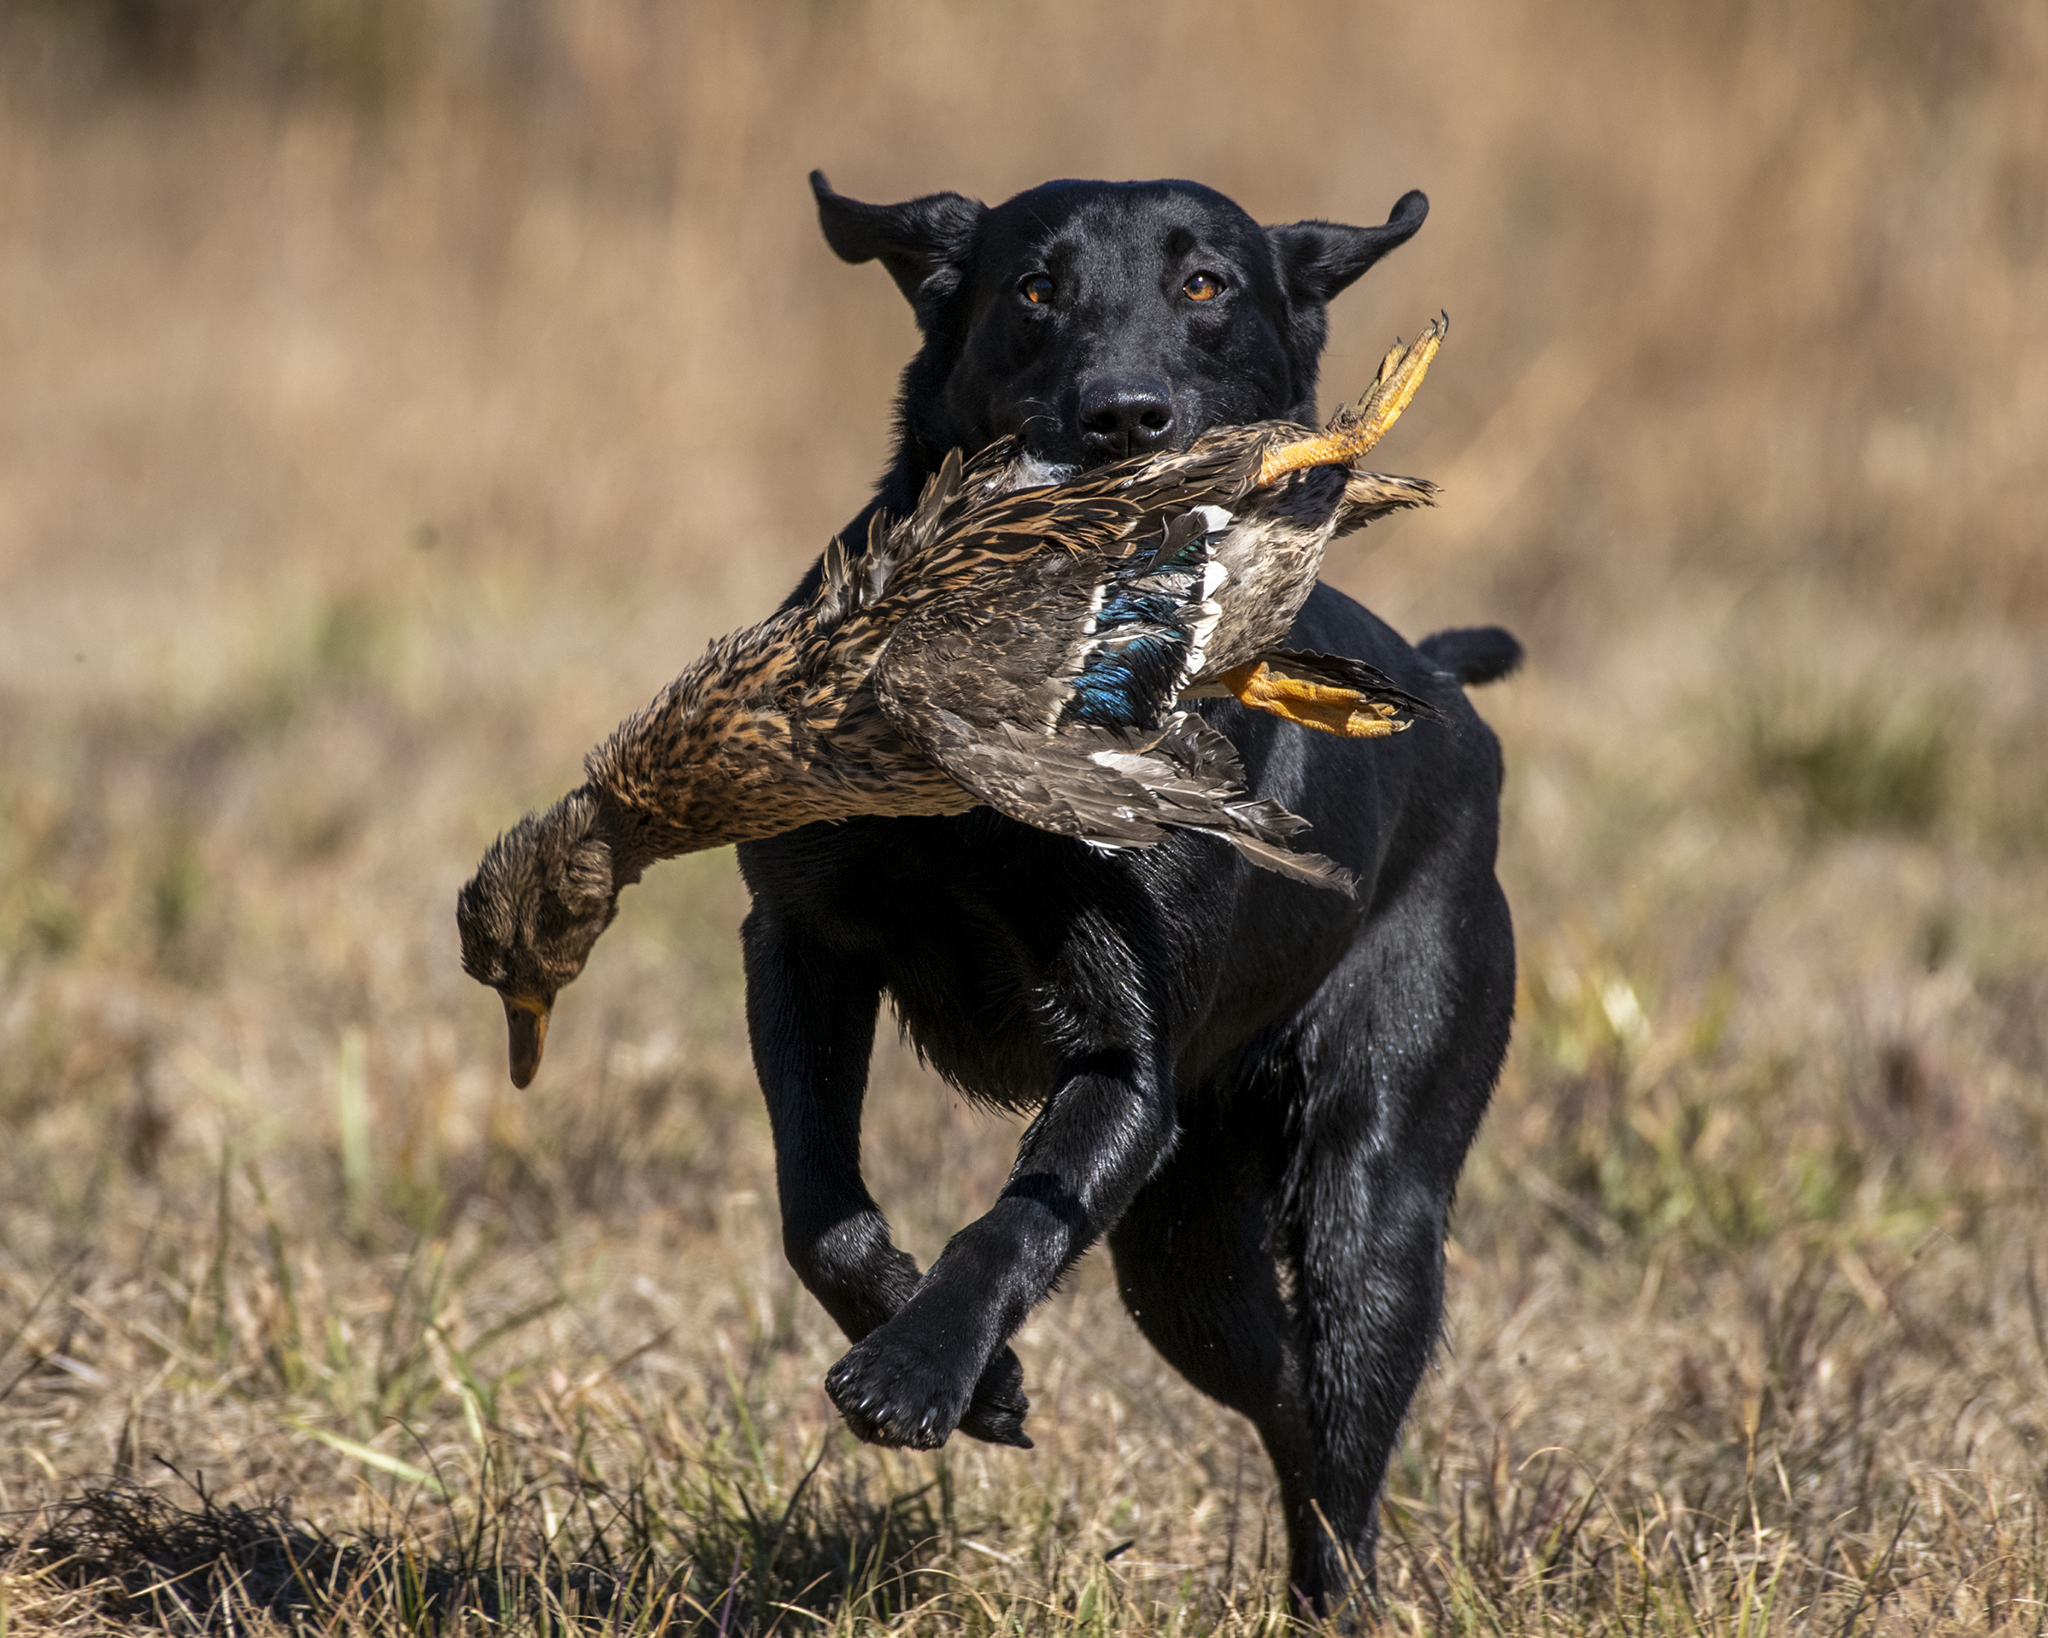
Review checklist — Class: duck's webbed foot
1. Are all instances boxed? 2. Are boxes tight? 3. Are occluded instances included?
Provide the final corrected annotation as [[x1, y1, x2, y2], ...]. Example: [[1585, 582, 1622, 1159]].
[[1217, 659, 1412, 739]]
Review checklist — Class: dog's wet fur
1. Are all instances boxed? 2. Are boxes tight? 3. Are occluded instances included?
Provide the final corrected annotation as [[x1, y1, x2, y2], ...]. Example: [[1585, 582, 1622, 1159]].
[[737, 173, 1517, 1616]]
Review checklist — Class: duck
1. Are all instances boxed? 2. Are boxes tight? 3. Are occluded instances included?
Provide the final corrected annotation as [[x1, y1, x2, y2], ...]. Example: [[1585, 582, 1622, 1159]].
[[459, 318, 1447, 1087]]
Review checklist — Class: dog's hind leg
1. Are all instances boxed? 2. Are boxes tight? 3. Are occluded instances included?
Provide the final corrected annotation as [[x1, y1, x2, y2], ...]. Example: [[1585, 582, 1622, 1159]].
[[1275, 865, 1515, 1614], [1107, 1103, 1322, 1586], [1112, 1057, 1409, 1623]]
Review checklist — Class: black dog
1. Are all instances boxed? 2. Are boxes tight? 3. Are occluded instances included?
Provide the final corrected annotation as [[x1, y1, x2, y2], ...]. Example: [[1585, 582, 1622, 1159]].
[[735, 172, 1517, 1614]]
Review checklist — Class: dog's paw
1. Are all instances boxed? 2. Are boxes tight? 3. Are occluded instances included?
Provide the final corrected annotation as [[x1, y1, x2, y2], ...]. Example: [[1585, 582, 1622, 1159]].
[[955, 1346, 1032, 1448], [824, 1332, 977, 1450]]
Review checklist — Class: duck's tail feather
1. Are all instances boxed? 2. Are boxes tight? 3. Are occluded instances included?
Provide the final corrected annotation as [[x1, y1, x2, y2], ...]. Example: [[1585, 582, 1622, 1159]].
[[1331, 471, 1439, 537]]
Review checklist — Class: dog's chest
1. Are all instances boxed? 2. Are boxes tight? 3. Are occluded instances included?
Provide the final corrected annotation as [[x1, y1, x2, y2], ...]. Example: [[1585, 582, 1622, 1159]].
[[888, 966, 1064, 1113], [747, 815, 1140, 1109]]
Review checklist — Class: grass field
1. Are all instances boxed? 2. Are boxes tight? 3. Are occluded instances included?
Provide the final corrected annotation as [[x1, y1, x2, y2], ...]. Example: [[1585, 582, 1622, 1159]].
[[1, 1, 2045, 1630]]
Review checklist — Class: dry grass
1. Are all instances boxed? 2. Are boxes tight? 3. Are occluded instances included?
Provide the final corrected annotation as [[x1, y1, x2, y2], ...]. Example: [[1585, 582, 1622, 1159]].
[[1, 1, 2045, 1630]]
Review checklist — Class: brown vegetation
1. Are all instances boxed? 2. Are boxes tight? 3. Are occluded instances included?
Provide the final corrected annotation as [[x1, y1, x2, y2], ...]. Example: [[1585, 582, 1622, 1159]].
[[1, 1, 2044, 1630]]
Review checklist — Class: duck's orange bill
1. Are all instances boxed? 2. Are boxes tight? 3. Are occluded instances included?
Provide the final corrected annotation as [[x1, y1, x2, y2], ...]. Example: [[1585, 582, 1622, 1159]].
[[1254, 313, 1447, 488], [502, 992, 552, 1088]]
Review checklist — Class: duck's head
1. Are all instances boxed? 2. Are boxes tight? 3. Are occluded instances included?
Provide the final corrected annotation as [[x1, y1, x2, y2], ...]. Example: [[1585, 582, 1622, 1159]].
[[457, 786, 637, 1088]]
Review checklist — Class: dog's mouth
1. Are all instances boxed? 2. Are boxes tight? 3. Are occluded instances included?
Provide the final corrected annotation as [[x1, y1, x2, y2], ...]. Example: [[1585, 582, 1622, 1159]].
[[998, 406, 1206, 490]]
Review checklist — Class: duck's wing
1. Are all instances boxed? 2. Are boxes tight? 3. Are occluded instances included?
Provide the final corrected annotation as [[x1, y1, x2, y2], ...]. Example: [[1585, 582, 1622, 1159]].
[[871, 542, 1355, 895], [875, 508, 1230, 736], [898, 701, 1356, 896]]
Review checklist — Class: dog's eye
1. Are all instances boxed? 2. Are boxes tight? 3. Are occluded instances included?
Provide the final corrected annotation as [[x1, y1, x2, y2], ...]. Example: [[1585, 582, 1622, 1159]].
[[1182, 271, 1225, 302], [1019, 275, 1055, 305]]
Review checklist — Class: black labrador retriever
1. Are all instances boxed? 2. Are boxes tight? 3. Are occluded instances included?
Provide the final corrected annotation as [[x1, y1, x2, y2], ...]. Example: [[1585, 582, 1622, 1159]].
[[736, 172, 1517, 1613]]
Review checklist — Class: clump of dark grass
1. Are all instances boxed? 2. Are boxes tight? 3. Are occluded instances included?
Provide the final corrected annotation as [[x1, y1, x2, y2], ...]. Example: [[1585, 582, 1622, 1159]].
[[12, 1479, 483, 1631], [5, 1455, 954, 1636]]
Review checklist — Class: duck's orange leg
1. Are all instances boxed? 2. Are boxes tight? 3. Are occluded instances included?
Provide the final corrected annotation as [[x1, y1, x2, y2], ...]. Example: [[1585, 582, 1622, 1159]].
[[1254, 313, 1447, 488], [1217, 662, 1410, 739]]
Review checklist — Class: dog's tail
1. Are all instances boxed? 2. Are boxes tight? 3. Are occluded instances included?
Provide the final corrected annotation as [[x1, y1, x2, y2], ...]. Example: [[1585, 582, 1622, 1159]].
[[1417, 626, 1523, 687]]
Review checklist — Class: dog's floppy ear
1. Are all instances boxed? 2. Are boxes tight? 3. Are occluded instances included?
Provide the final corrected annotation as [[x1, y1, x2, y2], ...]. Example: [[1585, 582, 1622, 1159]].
[[811, 170, 986, 317], [1268, 190, 1428, 307]]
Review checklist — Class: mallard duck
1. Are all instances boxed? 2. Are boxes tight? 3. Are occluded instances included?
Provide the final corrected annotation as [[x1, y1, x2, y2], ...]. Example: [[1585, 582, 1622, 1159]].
[[459, 319, 1446, 1087]]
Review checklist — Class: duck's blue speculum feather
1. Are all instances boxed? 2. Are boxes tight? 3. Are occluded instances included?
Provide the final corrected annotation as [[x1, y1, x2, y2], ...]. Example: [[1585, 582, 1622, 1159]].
[[1057, 520, 1219, 730], [1060, 634, 1187, 728]]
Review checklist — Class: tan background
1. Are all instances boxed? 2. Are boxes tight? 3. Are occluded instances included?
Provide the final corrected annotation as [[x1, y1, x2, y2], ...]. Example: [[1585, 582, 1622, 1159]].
[[1, 2, 2044, 1629]]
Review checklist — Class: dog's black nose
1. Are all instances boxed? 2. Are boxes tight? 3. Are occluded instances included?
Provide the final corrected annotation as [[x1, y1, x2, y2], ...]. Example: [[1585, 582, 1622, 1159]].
[[1078, 376, 1175, 460]]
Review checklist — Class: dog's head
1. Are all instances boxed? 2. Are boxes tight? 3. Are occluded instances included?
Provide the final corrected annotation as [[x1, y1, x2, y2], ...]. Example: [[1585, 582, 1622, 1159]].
[[812, 171, 1426, 485]]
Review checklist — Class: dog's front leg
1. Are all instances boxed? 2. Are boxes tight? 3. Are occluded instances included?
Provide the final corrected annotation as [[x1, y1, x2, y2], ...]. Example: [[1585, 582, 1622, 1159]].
[[823, 1030, 1177, 1452], [742, 909, 1033, 1446]]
